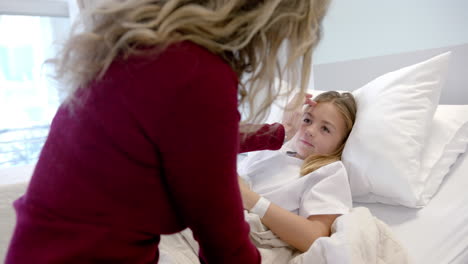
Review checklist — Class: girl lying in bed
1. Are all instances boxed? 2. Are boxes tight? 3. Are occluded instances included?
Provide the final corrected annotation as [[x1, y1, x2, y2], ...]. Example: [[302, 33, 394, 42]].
[[238, 91, 357, 253]]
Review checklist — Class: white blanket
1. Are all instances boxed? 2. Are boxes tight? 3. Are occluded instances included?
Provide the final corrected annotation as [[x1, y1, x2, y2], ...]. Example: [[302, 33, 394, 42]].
[[158, 207, 411, 264]]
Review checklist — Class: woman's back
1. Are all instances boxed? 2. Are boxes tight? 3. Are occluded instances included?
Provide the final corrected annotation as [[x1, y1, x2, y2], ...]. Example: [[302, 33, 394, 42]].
[[7, 41, 255, 263]]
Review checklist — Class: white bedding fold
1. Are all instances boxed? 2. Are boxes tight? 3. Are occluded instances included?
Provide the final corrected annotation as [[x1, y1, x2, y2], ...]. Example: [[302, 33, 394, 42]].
[[158, 207, 411, 264]]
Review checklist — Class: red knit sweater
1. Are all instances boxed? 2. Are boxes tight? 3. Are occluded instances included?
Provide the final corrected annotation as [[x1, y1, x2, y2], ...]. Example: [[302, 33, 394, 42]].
[[6, 41, 284, 263]]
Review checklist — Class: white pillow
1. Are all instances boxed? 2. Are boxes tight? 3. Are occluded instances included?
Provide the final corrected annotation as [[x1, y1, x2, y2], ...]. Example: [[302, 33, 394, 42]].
[[419, 105, 468, 205], [342, 52, 451, 207], [268, 53, 454, 207]]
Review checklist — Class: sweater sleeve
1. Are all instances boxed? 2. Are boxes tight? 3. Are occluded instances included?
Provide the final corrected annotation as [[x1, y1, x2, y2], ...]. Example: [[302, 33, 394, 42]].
[[155, 63, 260, 262], [239, 123, 285, 153]]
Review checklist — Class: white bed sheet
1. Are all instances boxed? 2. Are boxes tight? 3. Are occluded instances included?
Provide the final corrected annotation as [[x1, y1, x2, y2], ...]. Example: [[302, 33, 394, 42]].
[[354, 151, 468, 264]]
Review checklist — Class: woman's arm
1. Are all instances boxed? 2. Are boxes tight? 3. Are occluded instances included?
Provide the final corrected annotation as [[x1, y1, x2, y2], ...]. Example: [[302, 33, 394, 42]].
[[155, 51, 260, 263], [238, 178, 339, 253], [239, 123, 285, 153]]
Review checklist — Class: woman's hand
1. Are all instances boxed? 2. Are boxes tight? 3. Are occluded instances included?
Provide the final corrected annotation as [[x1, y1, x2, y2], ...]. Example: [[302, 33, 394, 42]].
[[281, 93, 316, 141]]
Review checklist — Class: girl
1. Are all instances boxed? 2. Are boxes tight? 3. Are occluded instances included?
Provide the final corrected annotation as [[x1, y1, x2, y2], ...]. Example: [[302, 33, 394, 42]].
[[6, 0, 330, 263], [238, 91, 357, 253]]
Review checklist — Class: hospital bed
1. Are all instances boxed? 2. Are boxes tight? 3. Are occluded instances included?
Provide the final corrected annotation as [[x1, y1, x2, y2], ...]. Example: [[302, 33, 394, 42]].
[[312, 42, 468, 263], [354, 151, 468, 263], [1, 43, 468, 263]]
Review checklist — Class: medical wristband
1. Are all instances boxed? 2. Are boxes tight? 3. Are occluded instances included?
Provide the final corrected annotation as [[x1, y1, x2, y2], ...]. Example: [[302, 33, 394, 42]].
[[250, 197, 271, 219]]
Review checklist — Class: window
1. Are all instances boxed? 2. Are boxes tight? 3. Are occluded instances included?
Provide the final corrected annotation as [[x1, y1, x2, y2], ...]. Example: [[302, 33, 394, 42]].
[[0, 14, 70, 168]]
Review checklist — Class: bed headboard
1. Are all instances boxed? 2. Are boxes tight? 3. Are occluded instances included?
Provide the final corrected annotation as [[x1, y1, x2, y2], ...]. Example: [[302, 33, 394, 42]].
[[312, 43, 468, 104]]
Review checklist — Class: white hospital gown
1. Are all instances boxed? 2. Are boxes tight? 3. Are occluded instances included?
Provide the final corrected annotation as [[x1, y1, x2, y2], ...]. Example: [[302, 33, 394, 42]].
[[238, 147, 352, 218]]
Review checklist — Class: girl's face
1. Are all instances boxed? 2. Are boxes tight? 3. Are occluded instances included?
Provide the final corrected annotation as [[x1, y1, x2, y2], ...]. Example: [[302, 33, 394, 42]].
[[293, 102, 347, 159]]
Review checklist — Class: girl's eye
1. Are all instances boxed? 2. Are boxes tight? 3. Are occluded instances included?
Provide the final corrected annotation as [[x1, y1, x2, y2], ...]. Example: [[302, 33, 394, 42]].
[[321, 126, 330, 133], [303, 118, 311, 124]]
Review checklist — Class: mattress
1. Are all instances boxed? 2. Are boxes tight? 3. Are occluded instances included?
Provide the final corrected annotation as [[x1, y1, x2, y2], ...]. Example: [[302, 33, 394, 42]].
[[354, 151, 468, 264]]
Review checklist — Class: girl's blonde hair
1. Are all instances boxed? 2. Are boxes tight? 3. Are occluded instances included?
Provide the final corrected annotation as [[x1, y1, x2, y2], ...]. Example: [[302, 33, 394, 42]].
[[52, 0, 330, 124], [300, 91, 357, 176]]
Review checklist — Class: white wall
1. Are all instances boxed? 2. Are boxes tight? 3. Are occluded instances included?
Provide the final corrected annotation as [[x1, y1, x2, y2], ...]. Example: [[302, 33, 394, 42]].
[[313, 0, 468, 65]]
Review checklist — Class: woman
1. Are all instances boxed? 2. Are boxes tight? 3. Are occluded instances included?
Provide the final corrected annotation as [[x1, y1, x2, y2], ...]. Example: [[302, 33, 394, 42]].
[[239, 91, 357, 253], [6, 0, 329, 263]]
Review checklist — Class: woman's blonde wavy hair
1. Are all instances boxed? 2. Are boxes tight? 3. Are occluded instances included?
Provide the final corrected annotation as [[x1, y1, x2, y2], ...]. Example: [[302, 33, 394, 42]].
[[300, 91, 357, 176], [52, 0, 330, 124]]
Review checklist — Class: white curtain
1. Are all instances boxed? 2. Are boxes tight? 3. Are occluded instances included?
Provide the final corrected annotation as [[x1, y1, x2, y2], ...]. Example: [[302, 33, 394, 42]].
[[67, 0, 81, 24], [67, 0, 108, 31]]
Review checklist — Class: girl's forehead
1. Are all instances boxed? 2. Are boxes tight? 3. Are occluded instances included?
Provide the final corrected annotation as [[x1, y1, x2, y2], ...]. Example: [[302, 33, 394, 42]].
[[306, 102, 332, 114], [306, 102, 344, 125]]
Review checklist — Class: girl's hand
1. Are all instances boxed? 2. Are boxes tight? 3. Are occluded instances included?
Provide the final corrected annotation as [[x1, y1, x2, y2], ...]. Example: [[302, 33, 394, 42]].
[[281, 93, 316, 141], [238, 176, 250, 192], [237, 176, 260, 210]]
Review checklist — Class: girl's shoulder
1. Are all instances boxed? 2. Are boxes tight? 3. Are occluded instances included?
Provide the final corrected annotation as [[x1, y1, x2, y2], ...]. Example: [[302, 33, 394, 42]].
[[323, 160, 345, 170], [302, 160, 347, 181]]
